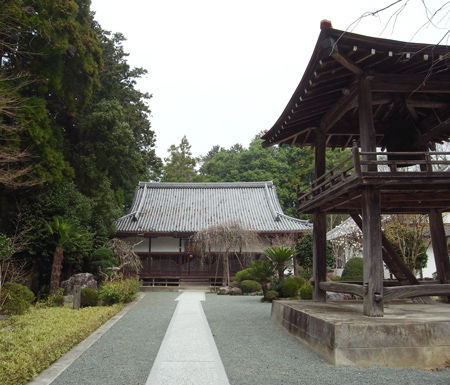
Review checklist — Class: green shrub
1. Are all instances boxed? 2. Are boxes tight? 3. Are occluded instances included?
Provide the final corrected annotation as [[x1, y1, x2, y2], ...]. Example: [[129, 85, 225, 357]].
[[296, 266, 312, 281], [0, 282, 35, 315], [280, 280, 297, 298], [239, 280, 262, 294], [80, 288, 99, 307], [99, 278, 140, 305], [264, 290, 279, 302], [341, 258, 363, 281], [299, 283, 313, 300], [46, 288, 64, 307], [287, 275, 306, 287], [229, 280, 240, 288], [235, 268, 255, 282]]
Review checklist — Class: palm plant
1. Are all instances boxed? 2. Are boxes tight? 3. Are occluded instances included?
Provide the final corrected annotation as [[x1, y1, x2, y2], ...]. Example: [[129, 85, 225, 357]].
[[46, 217, 86, 294], [249, 260, 275, 299], [264, 246, 294, 284]]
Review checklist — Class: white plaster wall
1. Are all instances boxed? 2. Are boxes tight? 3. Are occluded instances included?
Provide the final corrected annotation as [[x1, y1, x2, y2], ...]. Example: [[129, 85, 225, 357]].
[[122, 237, 149, 252], [207, 238, 270, 253], [424, 244, 438, 278], [151, 237, 180, 252]]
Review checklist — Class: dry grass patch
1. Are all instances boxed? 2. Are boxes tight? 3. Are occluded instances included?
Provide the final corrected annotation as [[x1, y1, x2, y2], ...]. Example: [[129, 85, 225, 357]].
[[0, 304, 123, 385]]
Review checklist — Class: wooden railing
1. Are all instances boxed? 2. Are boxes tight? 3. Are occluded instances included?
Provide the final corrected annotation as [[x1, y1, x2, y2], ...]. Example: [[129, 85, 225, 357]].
[[357, 150, 450, 174], [298, 147, 450, 205]]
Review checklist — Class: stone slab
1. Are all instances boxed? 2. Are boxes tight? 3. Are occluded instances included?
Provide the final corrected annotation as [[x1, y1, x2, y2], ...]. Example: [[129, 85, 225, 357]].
[[271, 300, 450, 369], [145, 291, 230, 385]]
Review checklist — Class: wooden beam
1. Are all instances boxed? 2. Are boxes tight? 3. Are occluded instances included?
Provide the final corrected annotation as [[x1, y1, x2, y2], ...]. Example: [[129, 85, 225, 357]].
[[313, 129, 327, 302], [358, 76, 377, 171], [350, 213, 419, 285], [319, 282, 364, 297], [406, 99, 448, 109], [416, 117, 450, 147], [372, 73, 450, 93], [384, 284, 450, 300], [361, 187, 384, 316], [320, 84, 358, 133], [359, 76, 384, 316], [429, 209, 450, 286], [331, 52, 363, 75]]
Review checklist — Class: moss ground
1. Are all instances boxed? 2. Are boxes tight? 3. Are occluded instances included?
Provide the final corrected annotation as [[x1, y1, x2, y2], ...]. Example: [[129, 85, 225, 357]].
[[0, 304, 123, 385]]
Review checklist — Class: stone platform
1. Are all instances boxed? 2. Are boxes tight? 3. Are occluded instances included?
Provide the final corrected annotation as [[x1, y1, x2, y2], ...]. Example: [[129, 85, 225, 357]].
[[271, 300, 450, 369]]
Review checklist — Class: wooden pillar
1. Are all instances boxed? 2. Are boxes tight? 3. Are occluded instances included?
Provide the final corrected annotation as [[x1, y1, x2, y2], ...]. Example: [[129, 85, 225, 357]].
[[361, 188, 384, 316], [429, 209, 450, 286], [359, 76, 384, 316], [313, 129, 327, 302]]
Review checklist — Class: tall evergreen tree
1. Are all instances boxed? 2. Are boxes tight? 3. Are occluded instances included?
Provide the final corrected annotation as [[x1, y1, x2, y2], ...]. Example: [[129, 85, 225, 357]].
[[162, 136, 197, 182]]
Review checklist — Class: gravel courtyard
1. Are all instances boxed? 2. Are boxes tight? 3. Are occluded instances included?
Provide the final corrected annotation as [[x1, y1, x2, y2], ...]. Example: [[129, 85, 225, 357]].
[[47, 292, 450, 385]]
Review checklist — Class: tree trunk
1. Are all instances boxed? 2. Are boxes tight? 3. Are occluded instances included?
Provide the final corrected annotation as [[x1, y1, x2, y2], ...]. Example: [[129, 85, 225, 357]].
[[49, 246, 64, 294], [222, 253, 230, 286], [277, 266, 285, 284], [293, 256, 298, 276]]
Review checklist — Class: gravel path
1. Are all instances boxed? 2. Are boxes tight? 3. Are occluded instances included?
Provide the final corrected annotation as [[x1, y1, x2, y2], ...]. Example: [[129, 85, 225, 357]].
[[202, 294, 450, 385], [48, 292, 450, 385], [51, 292, 178, 385]]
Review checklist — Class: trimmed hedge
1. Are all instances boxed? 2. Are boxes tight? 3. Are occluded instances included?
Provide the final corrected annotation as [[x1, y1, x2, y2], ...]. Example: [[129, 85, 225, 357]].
[[239, 280, 262, 294], [235, 268, 255, 282], [299, 283, 313, 300], [341, 258, 364, 281], [264, 290, 279, 302], [279, 276, 306, 298], [0, 282, 35, 315], [99, 278, 140, 305]]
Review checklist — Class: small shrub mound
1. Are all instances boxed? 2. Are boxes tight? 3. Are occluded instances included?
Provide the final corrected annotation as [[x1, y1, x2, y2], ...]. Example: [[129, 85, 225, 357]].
[[99, 278, 140, 305], [46, 288, 64, 307], [278, 276, 306, 298], [299, 283, 313, 300], [264, 290, 279, 302], [81, 288, 99, 307], [341, 258, 363, 281], [235, 268, 255, 282], [239, 280, 262, 294], [288, 275, 306, 287], [0, 282, 35, 315]]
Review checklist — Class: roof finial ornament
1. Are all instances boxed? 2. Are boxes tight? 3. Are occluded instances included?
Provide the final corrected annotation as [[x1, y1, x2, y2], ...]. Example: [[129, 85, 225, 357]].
[[320, 19, 332, 30]]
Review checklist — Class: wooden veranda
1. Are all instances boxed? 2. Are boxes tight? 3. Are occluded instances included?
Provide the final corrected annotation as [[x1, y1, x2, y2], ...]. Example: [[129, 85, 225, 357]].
[[262, 23, 450, 316]]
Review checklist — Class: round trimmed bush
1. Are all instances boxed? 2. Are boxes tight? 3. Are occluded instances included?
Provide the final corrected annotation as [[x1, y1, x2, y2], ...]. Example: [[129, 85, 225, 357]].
[[0, 282, 35, 315], [280, 279, 299, 298], [239, 280, 262, 294], [287, 275, 306, 287], [99, 278, 140, 305], [235, 268, 255, 282], [341, 258, 363, 281], [264, 290, 279, 302], [81, 288, 99, 307], [299, 283, 313, 300]]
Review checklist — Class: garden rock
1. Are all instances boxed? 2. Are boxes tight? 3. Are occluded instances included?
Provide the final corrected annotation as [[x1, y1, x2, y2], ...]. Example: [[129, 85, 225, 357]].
[[61, 273, 97, 295], [229, 287, 242, 295], [217, 286, 230, 295]]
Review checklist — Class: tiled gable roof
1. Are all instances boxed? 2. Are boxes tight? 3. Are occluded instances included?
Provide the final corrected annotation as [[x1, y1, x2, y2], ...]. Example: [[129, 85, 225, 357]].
[[116, 181, 312, 234]]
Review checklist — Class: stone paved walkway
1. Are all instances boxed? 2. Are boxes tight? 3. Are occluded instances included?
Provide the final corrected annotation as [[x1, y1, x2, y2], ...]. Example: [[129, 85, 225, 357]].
[[145, 291, 229, 385], [28, 292, 450, 385]]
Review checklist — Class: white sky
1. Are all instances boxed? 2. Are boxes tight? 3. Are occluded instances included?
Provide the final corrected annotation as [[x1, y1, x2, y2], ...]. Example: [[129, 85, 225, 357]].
[[90, 0, 448, 159]]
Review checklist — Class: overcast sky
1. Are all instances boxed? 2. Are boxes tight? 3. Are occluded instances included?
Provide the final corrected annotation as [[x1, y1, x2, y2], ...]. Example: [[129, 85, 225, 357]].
[[90, 0, 448, 159]]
